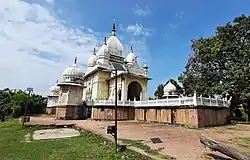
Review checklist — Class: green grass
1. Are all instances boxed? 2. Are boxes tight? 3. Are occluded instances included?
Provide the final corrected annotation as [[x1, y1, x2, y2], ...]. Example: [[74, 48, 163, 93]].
[[119, 139, 175, 159], [0, 120, 152, 160]]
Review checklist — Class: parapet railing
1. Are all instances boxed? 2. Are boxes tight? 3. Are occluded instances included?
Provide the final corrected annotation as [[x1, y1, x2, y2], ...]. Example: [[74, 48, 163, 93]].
[[85, 96, 229, 108]]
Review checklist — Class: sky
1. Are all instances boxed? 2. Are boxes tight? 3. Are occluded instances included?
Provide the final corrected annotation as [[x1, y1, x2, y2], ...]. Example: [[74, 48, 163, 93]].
[[0, 0, 249, 96]]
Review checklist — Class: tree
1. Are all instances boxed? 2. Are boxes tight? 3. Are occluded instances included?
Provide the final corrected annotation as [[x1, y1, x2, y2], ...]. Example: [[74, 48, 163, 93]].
[[154, 84, 164, 99], [178, 14, 250, 121], [0, 88, 12, 121], [0, 88, 47, 121]]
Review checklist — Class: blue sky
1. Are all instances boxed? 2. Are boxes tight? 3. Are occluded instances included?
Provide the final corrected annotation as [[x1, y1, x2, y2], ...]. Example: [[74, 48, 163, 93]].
[[0, 0, 250, 96]]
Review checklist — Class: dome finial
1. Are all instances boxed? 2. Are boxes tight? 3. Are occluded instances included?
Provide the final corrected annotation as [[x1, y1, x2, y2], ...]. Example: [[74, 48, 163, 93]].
[[56, 79, 58, 84], [130, 46, 133, 53], [112, 23, 116, 36], [74, 57, 77, 64], [103, 37, 107, 45], [93, 48, 96, 55]]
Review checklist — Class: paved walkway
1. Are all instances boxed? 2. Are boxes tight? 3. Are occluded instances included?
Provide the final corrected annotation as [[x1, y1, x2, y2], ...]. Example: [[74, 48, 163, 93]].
[[26, 116, 250, 160]]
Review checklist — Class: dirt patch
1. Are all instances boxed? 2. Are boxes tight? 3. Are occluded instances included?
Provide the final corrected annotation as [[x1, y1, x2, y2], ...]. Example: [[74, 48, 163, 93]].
[[32, 128, 80, 140], [27, 116, 250, 160]]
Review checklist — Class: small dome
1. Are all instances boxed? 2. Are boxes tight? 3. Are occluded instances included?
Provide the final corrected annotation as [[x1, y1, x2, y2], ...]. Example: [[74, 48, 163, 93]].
[[62, 57, 83, 82], [88, 48, 97, 67], [49, 84, 60, 95], [106, 23, 124, 57], [164, 81, 176, 94], [97, 37, 109, 56], [126, 46, 137, 64]]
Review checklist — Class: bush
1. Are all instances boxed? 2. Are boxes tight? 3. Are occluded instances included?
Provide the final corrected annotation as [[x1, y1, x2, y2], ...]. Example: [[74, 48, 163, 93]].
[[12, 105, 22, 118], [233, 107, 247, 121]]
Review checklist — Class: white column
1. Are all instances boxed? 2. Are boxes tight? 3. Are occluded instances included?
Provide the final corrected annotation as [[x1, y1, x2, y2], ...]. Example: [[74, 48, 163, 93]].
[[123, 78, 128, 101], [200, 94, 203, 105], [216, 97, 218, 106], [209, 95, 212, 106], [193, 91, 197, 106], [179, 96, 181, 105], [144, 87, 148, 100], [121, 79, 126, 101], [91, 105, 94, 119]]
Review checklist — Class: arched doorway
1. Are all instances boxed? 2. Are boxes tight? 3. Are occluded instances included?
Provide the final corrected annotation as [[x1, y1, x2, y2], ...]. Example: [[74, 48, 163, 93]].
[[127, 81, 142, 101]]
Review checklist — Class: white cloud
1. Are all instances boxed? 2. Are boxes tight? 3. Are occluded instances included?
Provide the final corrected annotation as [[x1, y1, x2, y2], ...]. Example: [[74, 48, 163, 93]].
[[176, 12, 184, 19], [168, 23, 178, 29], [0, 0, 99, 95], [120, 23, 153, 37], [133, 4, 150, 16], [118, 22, 152, 66], [45, 0, 54, 4], [127, 38, 151, 65]]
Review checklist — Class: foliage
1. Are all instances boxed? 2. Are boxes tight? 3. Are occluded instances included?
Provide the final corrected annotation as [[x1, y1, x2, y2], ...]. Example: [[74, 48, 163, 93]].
[[12, 105, 22, 118], [154, 84, 164, 99], [0, 88, 47, 121], [0, 120, 152, 160], [154, 79, 183, 99], [178, 14, 250, 121]]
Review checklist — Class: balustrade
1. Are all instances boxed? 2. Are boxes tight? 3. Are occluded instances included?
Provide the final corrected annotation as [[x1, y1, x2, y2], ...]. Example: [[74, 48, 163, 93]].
[[85, 96, 229, 108]]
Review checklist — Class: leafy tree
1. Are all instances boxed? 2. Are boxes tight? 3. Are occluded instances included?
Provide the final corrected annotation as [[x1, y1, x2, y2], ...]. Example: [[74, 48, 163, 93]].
[[154, 84, 164, 99], [0, 88, 12, 121], [0, 88, 47, 121], [178, 14, 250, 121]]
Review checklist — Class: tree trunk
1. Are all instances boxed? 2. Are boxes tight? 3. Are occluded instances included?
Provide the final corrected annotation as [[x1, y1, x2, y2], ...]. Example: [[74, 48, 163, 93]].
[[1, 114, 5, 122], [200, 134, 250, 160], [247, 107, 250, 122], [247, 102, 250, 122]]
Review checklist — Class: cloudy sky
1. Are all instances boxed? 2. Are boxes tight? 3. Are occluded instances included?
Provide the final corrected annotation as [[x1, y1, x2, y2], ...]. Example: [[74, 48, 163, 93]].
[[0, 0, 249, 96]]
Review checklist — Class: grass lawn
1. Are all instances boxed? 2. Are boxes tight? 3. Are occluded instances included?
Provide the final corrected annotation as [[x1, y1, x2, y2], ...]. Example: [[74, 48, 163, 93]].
[[0, 120, 152, 160]]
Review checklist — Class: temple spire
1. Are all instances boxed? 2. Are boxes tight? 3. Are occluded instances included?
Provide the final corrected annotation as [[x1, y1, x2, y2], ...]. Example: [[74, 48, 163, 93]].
[[74, 57, 77, 64], [93, 48, 96, 55], [130, 46, 133, 53], [103, 37, 107, 45], [112, 23, 116, 36]]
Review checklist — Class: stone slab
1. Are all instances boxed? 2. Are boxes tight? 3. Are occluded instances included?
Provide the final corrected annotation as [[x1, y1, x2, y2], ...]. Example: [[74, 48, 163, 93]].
[[33, 128, 80, 140]]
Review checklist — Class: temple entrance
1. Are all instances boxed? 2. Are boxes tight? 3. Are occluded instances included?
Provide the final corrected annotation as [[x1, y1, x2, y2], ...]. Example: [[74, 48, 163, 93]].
[[127, 81, 142, 101]]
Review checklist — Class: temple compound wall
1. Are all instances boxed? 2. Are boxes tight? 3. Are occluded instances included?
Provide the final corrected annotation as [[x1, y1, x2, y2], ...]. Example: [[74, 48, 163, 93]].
[[91, 106, 230, 128]]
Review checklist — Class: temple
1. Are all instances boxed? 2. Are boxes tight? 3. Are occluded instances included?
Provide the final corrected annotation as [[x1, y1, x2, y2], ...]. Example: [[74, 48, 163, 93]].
[[46, 23, 230, 128]]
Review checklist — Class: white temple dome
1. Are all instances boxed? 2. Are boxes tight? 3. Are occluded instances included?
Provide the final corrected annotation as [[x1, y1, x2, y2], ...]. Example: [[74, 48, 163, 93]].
[[126, 46, 137, 64], [62, 58, 83, 82], [164, 81, 176, 94], [97, 38, 109, 56], [106, 23, 124, 57], [88, 49, 97, 67], [49, 84, 60, 95]]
